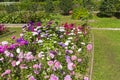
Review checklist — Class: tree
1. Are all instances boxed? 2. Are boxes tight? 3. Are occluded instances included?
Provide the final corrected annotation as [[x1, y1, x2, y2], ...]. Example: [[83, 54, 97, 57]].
[[98, 0, 117, 17], [59, 0, 73, 15]]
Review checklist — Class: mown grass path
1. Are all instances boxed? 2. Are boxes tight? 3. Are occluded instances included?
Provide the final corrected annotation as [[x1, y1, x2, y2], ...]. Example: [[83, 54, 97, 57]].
[[92, 30, 120, 80]]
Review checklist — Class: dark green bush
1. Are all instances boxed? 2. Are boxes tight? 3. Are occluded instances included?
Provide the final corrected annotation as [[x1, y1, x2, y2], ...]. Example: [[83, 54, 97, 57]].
[[98, 0, 116, 17], [5, 3, 19, 13], [59, 0, 73, 15], [45, 0, 54, 13]]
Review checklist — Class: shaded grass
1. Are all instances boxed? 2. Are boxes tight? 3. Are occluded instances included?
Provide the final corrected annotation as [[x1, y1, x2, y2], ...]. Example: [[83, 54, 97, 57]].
[[0, 27, 22, 42], [89, 16, 120, 28], [92, 30, 120, 80]]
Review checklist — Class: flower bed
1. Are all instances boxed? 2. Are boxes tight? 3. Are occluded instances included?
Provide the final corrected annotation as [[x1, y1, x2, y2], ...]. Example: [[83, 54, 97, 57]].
[[0, 21, 92, 80]]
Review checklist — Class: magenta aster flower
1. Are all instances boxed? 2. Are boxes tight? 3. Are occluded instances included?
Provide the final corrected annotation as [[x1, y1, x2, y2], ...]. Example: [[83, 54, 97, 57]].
[[49, 74, 59, 80]]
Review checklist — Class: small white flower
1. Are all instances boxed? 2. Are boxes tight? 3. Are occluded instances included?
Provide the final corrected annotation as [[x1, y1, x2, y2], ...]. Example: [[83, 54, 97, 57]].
[[16, 61, 20, 65], [59, 27, 65, 32], [20, 33, 24, 37], [34, 28, 37, 31], [65, 42, 69, 46], [78, 31, 82, 34], [81, 42, 85, 45], [54, 41, 57, 43], [1, 41, 8, 46], [41, 34, 44, 37], [16, 48, 20, 53], [38, 40, 43, 43], [32, 32, 38, 36], [68, 37, 73, 40], [78, 48, 82, 52]]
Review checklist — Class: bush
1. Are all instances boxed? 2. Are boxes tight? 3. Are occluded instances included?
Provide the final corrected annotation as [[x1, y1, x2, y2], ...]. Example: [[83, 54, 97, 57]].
[[59, 0, 73, 15], [0, 11, 61, 23], [97, 0, 116, 17], [72, 8, 91, 20], [5, 3, 19, 13], [45, 0, 54, 13]]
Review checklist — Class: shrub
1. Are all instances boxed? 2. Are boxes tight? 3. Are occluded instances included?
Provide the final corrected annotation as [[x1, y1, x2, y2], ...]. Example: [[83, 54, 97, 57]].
[[72, 8, 91, 20], [97, 0, 116, 17], [45, 0, 54, 13], [5, 3, 19, 13], [59, 0, 73, 15]]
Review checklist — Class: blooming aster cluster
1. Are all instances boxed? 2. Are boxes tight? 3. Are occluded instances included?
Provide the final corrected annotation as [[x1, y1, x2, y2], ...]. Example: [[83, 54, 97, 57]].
[[0, 21, 92, 80]]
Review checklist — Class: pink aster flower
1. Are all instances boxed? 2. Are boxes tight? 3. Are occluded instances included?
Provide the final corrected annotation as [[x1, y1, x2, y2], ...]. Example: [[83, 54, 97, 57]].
[[0, 57, 4, 61], [19, 64, 28, 69], [49, 74, 59, 80], [28, 76, 36, 80], [87, 44, 92, 51], [48, 61, 54, 66], [11, 61, 16, 67], [34, 70, 39, 74], [77, 58, 82, 63], [71, 55, 77, 61], [84, 76, 89, 80], [1, 69, 11, 77], [67, 62, 74, 71], [54, 61, 61, 69], [64, 75, 72, 80]]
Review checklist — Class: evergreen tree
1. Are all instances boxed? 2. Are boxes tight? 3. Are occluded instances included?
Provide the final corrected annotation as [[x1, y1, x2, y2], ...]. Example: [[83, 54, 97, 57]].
[[59, 0, 73, 15], [45, 0, 54, 13], [98, 0, 116, 17]]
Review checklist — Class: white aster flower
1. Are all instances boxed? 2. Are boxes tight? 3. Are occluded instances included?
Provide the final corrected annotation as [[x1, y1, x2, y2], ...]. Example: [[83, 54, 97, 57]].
[[16, 48, 20, 54], [32, 32, 38, 36], [1, 41, 8, 46], [16, 61, 20, 65]]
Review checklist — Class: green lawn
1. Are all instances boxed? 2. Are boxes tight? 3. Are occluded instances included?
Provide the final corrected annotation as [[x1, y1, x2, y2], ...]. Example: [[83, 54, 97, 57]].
[[89, 16, 120, 28], [0, 27, 22, 42], [92, 30, 120, 80]]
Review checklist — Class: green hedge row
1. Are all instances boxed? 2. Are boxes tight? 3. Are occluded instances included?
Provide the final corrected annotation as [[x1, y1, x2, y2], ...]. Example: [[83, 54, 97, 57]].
[[0, 11, 61, 23]]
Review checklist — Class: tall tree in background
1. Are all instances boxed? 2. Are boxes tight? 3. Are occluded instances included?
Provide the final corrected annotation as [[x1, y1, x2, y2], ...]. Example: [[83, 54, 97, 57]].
[[98, 0, 117, 17], [45, 0, 54, 13], [59, 0, 73, 15]]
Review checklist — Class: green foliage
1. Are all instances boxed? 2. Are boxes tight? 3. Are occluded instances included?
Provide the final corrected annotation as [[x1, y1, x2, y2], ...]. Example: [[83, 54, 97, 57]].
[[5, 3, 19, 13], [45, 0, 54, 13], [98, 0, 117, 17], [59, 0, 73, 15], [72, 7, 91, 20]]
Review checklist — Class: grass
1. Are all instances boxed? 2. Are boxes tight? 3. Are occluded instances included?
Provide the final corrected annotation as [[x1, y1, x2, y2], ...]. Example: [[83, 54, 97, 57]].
[[92, 30, 120, 80], [0, 27, 22, 42], [89, 16, 120, 28]]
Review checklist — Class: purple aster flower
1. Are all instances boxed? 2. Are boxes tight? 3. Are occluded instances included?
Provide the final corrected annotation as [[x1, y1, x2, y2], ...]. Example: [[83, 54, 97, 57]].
[[1, 69, 11, 77], [8, 44, 16, 50], [0, 48, 4, 53], [65, 55, 71, 63]]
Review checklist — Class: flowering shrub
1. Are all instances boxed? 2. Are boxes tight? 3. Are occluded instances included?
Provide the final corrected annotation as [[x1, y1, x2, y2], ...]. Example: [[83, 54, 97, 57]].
[[0, 21, 92, 80], [0, 24, 8, 35]]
